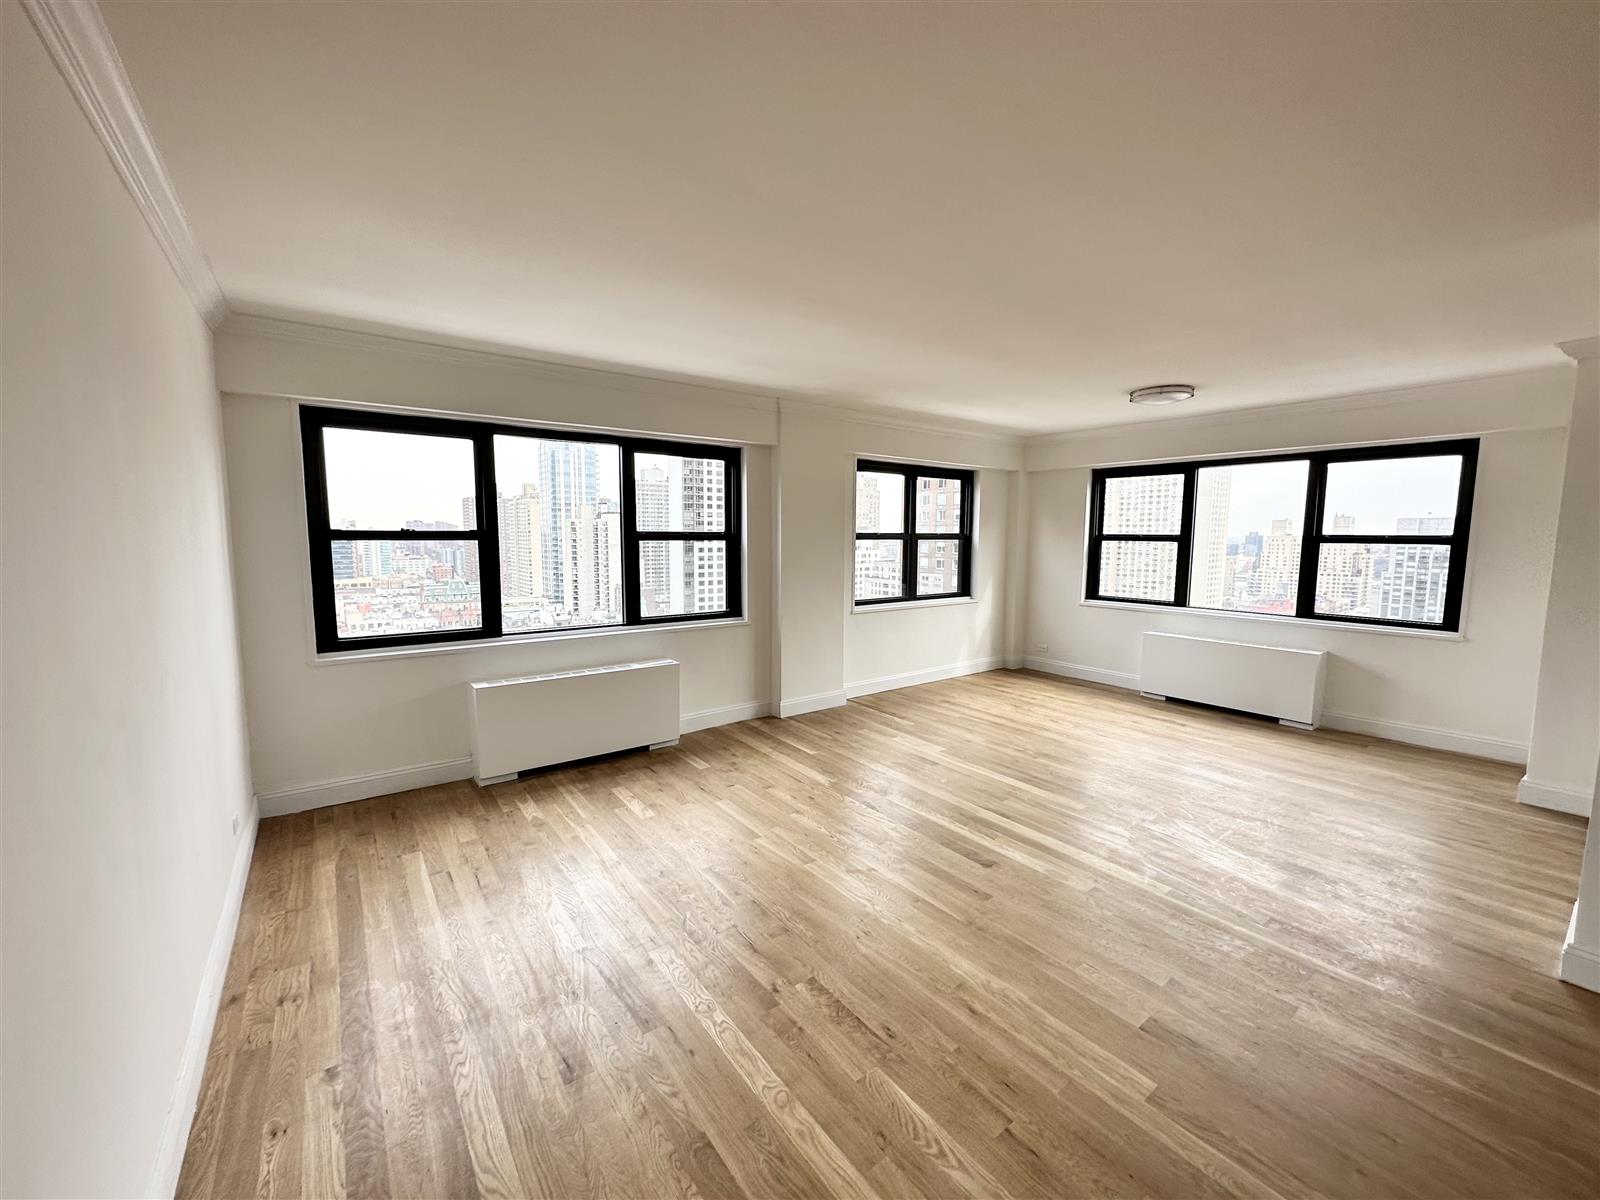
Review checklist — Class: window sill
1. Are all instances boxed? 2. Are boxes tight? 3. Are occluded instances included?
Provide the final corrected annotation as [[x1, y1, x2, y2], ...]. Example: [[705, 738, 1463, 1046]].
[[309, 616, 750, 666], [1078, 599, 1465, 641], [852, 595, 977, 614]]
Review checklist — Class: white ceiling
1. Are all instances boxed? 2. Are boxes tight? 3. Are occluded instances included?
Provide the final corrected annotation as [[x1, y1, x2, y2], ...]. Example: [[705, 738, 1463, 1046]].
[[102, 1, 1598, 434]]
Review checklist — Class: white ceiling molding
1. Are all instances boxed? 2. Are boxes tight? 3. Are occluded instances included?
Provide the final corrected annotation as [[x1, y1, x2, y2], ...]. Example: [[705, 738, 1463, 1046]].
[[218, 311, 782, 412], [777, 396, 1028, 447], [20, 0, 226, 326], [1022, 364, 1575, 472], [1023, 364, 1575, 451], [218, 312, 1027, 446]]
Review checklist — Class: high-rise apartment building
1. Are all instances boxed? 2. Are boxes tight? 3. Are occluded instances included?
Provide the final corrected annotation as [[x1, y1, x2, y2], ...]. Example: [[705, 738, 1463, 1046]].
[[1099, 473, 1183, 599], [1316, 513, 1369, 614], [854, 472, 901, 599], [1255, 517, 1302, 612], [461, 495, 480, 583], [1190, 468, 1233, 607], [636, 464, 672, 613], [498, 483, 543, 600], [1374, 518, 1452, 623], [537, 441, 600, 604], [331, 538, 356, 580]]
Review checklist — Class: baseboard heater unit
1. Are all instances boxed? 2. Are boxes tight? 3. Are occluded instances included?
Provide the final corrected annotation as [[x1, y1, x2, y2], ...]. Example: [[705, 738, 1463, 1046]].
[[1138, 633, 1326, 729], [469, 659, 680, 785]]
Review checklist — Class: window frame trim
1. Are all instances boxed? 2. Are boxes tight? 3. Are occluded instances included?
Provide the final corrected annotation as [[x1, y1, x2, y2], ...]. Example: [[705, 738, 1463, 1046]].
[[1085, 437, 1479, 632], [299, 404, 744, 654], [853, 458, 976, 607], [620, 435, 744, 626]]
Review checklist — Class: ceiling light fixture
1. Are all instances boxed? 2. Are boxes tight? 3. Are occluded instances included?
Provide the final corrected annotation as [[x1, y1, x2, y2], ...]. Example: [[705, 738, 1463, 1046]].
[[1128, 384, 1195, 406]]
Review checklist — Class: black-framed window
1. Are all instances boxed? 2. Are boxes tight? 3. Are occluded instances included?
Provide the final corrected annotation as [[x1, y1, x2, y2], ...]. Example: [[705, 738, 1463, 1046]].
[[301, 405, 742, 652], [1086, 438, 1478, 632], [854, 460, 975, 605]]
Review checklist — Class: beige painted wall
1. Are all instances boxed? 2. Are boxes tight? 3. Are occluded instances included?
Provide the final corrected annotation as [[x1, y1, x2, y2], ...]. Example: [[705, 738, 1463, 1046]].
[[1020, 372, 1572, 761], [1, 3, 255, 1194]]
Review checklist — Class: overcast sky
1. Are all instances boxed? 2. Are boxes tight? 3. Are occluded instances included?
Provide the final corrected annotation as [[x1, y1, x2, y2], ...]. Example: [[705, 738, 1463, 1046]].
[[1205, 454, 1460, 537], [322, 426, 1460, 540], [323, 428, 622, 528]]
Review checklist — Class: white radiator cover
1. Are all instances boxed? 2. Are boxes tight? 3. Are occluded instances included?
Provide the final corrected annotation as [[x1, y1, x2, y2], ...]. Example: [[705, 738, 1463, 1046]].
[[469, 659, 680, 785], [1138, 633, 1327, 727]]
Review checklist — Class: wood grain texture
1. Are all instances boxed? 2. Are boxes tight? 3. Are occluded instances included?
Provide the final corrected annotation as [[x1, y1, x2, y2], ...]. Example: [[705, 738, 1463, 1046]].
[[179, 670, 1600, 1199]]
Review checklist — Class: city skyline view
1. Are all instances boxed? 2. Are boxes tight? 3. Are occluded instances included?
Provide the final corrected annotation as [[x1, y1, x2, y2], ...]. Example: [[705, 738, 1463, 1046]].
[[1100, 458, 1462, 624], [326, 430, 727, 640], [854, 471, 965, 600]]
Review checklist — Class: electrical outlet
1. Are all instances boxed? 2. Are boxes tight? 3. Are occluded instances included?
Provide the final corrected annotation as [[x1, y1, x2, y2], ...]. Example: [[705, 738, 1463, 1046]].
[[1035, 642, 1049, 654]]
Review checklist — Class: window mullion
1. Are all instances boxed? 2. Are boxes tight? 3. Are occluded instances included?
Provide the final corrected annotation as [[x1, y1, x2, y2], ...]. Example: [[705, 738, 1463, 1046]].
[[1294, 458, 1326, 620], [620, 443, 641, 625], [901, 472, 915, 600], [475, 426, 503, 640], [1174, 466, 1197, 607]]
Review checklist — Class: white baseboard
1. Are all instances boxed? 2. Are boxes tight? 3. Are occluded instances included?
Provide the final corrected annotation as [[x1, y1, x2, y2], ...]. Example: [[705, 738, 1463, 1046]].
[[1517, 775, 1595, 817], [1321, 711, 1526, 764], [1004, 654, 1025, 669], [778, 690, 848, 719], [257, 757, 475, 818], [1559, 903, 1600, 992], [257, 702, 772, 817], [680, 700, 771, 733], [1022, 655, 1140, 690], [147, 810, 259, 1195], [1021, 656, 1529, 764], [845, 656, 1005, 700]]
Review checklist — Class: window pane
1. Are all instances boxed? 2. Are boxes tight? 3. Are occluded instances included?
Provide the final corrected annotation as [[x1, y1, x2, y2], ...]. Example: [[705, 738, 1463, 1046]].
[[1323, 455, 1462, 536], [1188, 459, 1310, 615], [1315, 543, 1452, 625], [915, 477, 964, 533], [634, 453, 726, 532], [494, 435, 624, 632], [916, 539, 961, 595], [323, 427, 476, 531], [329, 539, 481, 639], [1102, 473, 1184, 535], [854, 540, 903, 600], [639, 540, 728, 617], [856, 471, 905, 533], [1098, 540, 1177, 602]]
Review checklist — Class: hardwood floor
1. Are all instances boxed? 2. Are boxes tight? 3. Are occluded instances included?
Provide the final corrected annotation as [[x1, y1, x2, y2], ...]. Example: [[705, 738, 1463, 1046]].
[[179, 670, 1599, 1199]]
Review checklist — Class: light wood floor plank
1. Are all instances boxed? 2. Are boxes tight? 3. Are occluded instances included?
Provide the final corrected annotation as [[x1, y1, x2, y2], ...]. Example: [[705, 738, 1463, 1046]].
[[178, 671, 1599, 1199]]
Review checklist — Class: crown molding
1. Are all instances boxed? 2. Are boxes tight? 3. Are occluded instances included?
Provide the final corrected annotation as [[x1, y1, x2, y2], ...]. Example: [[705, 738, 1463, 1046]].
[[1023, 362, 1571, 450], [777, 395, 1028, 446], [1557, 336, 1599, 363], [219, 311, 1029, 446], [21, 0, 226, 327], [217, 311, 783, 412]]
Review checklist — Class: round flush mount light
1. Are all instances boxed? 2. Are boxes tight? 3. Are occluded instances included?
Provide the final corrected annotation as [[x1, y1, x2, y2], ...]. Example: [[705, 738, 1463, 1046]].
[[1128, 384, 1195, 406]]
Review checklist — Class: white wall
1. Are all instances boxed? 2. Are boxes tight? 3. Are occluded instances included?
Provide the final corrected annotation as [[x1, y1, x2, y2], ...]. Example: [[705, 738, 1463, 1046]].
[[222, 389, 773, 808], [216, 325, 1026, 804], [1, 3, 255, 1194], [1561, 763, 1600, 990], [845, 467, 1011, 694], [1520, 341, 1598, 816], [774, 406, 1020, 715], [1021, 368, 1573, 762]]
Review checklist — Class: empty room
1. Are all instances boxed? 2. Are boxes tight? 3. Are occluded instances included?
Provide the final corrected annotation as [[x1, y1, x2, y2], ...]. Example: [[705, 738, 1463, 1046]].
[[4, 1, 1599, 1197]]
